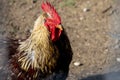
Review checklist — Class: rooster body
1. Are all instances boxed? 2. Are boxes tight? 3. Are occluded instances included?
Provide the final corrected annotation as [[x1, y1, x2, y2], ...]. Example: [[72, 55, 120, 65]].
[[18, 15, 59, 73], [10, 2, 72, 80], [10, 2, 64, 79]]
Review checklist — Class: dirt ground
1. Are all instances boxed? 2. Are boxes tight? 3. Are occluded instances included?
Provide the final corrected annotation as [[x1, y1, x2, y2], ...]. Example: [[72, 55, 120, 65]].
[[1, 0, 120, 80]]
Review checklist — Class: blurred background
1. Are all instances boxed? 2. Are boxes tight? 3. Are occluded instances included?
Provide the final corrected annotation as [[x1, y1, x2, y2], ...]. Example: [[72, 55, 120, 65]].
[[0, 0, 120, 80]]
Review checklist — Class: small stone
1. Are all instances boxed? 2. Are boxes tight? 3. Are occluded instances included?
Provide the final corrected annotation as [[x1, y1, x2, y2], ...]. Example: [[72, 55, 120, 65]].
[[3, 40, 7, 43], [116, 58, 120, 62], [30, 29, 33, 33], [83, 8, 90, 12], [87, 1, 90, 4], [22, 16, 25, 19], [29, 6, 33, 10], [0, 66, 2, 70], [74, 62, 80, 66], [26, 6, 33, 11], [114, 45, 119, 49], [80, 17, 84, 20], [9, 2, 13, 6], [76, 35, 80, 38], [18, 39, 21, 42]]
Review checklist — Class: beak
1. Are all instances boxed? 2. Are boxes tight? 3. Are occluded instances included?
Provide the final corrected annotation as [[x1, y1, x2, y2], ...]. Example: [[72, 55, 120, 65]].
[[57, 25, 63, 30]]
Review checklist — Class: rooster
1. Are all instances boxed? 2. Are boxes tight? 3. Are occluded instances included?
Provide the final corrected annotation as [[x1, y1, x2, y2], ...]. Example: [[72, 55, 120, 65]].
[[4, 2, 72, 80], [18, 2, 62, 73], [7, 2, 73, 80]]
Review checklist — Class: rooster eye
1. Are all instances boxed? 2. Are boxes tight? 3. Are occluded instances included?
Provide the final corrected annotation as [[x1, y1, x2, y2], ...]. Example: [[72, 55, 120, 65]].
[[43, 13, 48, 18]]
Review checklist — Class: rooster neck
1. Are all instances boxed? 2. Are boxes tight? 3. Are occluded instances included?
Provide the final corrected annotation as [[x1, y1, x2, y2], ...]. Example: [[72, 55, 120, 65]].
[[31, 15, 51, 46], [17, 15, 59, 74], [32, 15, 50, 43]]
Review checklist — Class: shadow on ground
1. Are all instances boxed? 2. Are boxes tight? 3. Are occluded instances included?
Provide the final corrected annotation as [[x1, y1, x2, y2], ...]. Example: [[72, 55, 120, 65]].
[[80, 71, 120, 80]]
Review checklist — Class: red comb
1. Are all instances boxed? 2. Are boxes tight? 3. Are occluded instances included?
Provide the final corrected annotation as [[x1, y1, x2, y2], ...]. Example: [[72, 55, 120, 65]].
[[41, 2, 61, 24], [41, 2, 55, 14]]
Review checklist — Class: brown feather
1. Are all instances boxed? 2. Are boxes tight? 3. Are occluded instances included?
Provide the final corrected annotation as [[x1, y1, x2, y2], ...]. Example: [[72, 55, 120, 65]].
[[17, 15, 59, 76]]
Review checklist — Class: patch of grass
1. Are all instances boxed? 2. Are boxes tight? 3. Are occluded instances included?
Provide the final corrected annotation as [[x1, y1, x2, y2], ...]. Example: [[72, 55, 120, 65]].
[[59, 0, 76, 7]]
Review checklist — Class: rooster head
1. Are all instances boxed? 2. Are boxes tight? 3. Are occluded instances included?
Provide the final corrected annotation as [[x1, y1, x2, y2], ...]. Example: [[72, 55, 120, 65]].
[[41, 2, 63, 41]]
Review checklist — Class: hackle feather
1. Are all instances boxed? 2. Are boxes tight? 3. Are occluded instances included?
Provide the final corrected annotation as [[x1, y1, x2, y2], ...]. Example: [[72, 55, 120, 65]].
[[17, 15, 59, 77]]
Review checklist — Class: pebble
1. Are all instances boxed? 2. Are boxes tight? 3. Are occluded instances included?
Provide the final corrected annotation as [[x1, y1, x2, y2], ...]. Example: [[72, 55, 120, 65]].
[[29, 6, 34, 10], [22, 16, 25, 19], [74, 62, 81, 66], [18, 39, 21, 42], [76, 35, 80, 38], [30, 29, 33, 33], [83, 8, 90, 12], [116, 58, 120, 62], [80, 17, 84, 21], [0, 66, 2, 70], [9, 2, 13, 6], [2, 40, 7, 43], [26, 6, 33, 11]]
